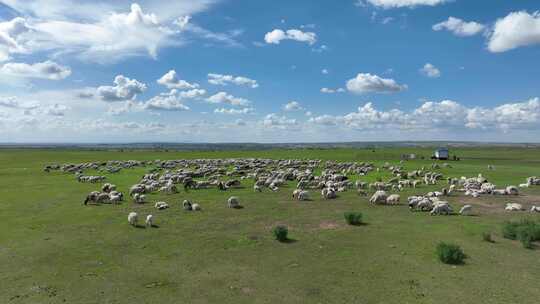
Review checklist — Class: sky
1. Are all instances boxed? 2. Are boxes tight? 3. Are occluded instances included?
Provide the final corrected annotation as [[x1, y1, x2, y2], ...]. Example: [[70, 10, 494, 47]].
[[0, 0, 539, 143]]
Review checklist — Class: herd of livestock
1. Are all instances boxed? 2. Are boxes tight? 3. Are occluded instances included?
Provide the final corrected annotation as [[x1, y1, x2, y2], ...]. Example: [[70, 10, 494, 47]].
[[43, 158, 540, 226]]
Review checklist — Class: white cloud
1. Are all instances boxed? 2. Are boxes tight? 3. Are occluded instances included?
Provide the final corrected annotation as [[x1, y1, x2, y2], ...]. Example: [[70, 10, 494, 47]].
[[144, 93, 190, 111], [208, 73, 259, 88], [97, 75, 147, 102], [419, 63, 441, 78], [214, 107, 254, 115], [262, 113, 298, 129], [207, 92, 251, 106], [283, 101, 303, 112], [264, 29, 317, 45], [358, 0, 449, 9], [157, 70, 199, 89], [0, 17, 31, 62], [177, 89, 207, 99], [433, 17, 485, 37], [487, 11, 540, 53], [0, 60, 71, 80], [346, 73, 407, 94], [321, 87, 345, 94], [321, 69, 329, 74]]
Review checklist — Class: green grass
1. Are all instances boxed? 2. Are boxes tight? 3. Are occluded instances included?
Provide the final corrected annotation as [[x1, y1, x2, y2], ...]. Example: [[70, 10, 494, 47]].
[[1, 147, 540, 303]]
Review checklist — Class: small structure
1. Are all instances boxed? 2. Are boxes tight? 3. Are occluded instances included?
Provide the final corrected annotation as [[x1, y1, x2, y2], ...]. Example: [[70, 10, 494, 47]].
[[433, 148, 449, 160]]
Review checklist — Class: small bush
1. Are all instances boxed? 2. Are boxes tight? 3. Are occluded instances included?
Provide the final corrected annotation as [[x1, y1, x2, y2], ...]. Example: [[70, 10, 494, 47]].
[[273, 225, 288, 242], [502, 221, 520, 240], [436, 242, 466, 265], [482, 232, 494, 243], [502, 219, 540, 248], [344, 212, 363, 225]]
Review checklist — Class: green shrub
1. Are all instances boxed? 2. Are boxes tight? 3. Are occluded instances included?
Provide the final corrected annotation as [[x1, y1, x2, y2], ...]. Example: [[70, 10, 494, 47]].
[[482, 232, 494, 243], [436, 242, 466, 265], [502, 221, 520, 240], [502, 219, 540, 249], [344, 212, 363, 225], [272, 225, 288, 242]]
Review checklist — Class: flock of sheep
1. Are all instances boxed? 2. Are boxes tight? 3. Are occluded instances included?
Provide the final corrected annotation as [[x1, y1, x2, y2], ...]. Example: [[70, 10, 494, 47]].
[[44, 158, 540, 227]]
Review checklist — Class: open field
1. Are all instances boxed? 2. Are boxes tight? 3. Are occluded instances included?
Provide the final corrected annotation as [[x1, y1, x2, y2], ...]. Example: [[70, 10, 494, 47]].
[[1, 147, 540, 304]]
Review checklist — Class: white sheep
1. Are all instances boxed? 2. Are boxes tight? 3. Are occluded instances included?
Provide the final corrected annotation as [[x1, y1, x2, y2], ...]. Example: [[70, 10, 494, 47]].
[[505, 203, 523, 211], [128, 212, 138, 226], [192, 203, 201, 211], [297, 190, 310, 201], [154, 201, 169, 210], [228, 196, 240, 208], [370, 191, 388, 204], [386, 194, 400, 205], [505, 186, 519, 195], [430, 202, 452, 215], [145, 214, 153, 227], [183, 199, 193, 211], [459, 204, 472, 215], [530, 206, 540, 213]]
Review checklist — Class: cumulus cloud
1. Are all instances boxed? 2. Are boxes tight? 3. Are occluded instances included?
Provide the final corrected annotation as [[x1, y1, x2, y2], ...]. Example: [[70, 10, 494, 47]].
[[283, 101, 304, 112], [263, 113, 298, 129], [0, 17, 31, 62], [264, 29, 317, 45], [206, 92, 251, 106], [97, 75, 147, 102], [346, 73, 407, 94], [307, 98, 540, 132], [487, 11, 540, 53], [357, 0, 449, 9], [208, 73, 259, 88], [433, 17, 485, 37], [144, 93, 190, 111], [214, 107, 254, 115], [419, 63, 441, 78], [0, 61, 71, 80], [0, 96, 38, 109], [157, 70, 199, 90], [321, 87, 345, 94]]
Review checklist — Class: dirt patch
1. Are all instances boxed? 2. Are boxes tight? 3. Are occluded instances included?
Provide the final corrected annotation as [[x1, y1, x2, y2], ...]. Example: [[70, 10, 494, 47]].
[[454, 194, 540, 214], [318, 221, 341, 230]]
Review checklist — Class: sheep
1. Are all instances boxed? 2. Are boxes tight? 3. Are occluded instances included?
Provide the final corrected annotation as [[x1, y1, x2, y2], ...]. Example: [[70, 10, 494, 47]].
[[292, 189, 302, 200], [145, 214, 153, 227], [297, 190, 310, 201], [321, 188, 337, 199], [101, 183, 116, 193], [519, 183, 530, 188], [459, 205, 473, 215], [386, 194, 400, 205], [505, 203, 523, 211], [430, 202, 453, 215], [83, 191, 101, 205], [253, 184, 262, 192], [154, 201, 169, 210], [369, 191, 388, 205], [128, 212, 138, 226], [228, 196, 240, 208], [530, 206, 540, 213], [505, 186, 519, 196], [183, 200, 193, 211], [133, 193, 146, 204], [192, 203, 201, 211]]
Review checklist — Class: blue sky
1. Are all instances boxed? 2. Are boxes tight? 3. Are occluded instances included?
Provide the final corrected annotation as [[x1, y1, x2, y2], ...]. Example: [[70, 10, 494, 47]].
[[0, 0, 539, 143]]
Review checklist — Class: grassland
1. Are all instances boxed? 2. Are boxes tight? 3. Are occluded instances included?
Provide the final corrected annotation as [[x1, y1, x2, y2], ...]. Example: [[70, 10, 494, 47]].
[[1, 147, 540, 304]]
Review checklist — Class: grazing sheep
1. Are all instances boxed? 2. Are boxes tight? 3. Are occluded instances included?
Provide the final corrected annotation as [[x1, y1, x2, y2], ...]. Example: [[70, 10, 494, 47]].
[[369, 191, 388, 205], [154, 201, 169, 210], [133, 193, 146, 204], [83, 191, 101, 205], [183, 200, 193, 211], [386, 194, 400, 205], [430, 202, 452, 215], [101, 183, 116, 193], [128, 212, 138, 226], [505, 203, 523, 211], [321, 188, 337, 199], [228, 196, 240, 208], [145, 214, 153, 227], [459, 205, 473, 215], [530, 206, 540, 213], [292, 189, 302, 200], [519, 183, 530, 188], [192, 203, 201, 211]]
